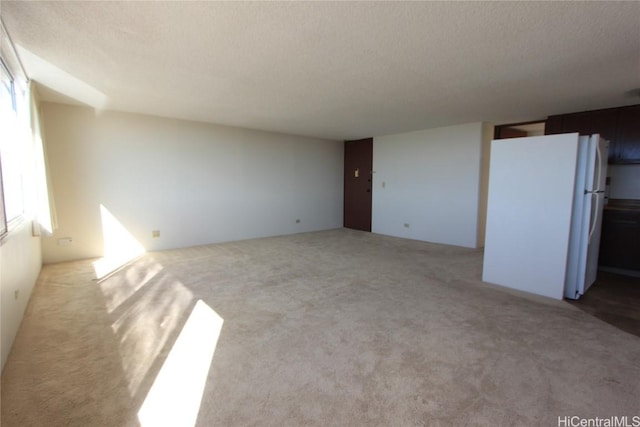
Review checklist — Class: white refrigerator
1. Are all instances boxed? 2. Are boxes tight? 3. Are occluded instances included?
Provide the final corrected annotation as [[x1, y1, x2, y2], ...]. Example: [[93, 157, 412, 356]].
[[482, 133, 608, 300]]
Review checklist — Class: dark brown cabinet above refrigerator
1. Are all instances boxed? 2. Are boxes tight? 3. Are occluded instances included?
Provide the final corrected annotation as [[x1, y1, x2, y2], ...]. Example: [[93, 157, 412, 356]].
[[615, 105, 640, 163], [545, 104, 640, 164]]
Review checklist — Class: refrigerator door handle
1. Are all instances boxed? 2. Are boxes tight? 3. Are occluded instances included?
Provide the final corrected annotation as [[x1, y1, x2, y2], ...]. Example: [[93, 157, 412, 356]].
[[588, 192, 600, 242], [594, 136, 603, 191]]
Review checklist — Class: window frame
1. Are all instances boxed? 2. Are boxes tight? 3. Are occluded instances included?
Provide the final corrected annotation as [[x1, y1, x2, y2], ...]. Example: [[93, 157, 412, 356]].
[[0, 44, 29, 240], [0, 58, 13, 238], [0, 153, 7, 239]]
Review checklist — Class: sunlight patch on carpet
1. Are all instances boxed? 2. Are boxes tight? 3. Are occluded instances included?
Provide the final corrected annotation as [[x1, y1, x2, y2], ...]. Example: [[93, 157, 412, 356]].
[[110, 274, 194, 396], [138, 300, 223, 427]]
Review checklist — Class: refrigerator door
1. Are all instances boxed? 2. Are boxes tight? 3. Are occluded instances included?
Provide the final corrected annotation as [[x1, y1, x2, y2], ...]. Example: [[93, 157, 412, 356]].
[[564, 136, 590, 299], [579, 136, 609, 295], [567, 135, 609, 299], [582, 192, 606, 293], [483, 133, 581, 300]]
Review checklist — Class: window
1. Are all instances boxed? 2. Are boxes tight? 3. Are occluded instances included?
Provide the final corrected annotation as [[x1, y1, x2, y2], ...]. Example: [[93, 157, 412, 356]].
[[0, 19, 53, 241], [0, 59, 13, 237], [0, 44, 29, 237]]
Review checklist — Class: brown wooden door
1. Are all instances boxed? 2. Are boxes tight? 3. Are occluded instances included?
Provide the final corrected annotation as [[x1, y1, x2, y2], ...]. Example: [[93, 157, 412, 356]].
[[344, 138, 372, 231]]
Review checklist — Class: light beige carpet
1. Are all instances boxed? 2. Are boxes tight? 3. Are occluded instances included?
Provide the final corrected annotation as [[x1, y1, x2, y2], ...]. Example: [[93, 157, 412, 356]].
[[2, 229, 639, 426]]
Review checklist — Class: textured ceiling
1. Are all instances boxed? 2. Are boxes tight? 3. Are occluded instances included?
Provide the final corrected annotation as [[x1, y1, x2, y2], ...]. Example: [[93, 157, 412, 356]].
[[2, 1, 639, 140]]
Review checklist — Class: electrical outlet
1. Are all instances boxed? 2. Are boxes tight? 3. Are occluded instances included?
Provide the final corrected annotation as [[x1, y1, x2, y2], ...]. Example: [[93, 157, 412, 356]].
[[152, 230, 160, 238], [14, 290, 19, 300]]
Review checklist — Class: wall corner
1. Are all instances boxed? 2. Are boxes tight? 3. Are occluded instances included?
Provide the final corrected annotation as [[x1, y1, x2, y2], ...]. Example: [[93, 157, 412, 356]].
[[477, 122, 494, 248]]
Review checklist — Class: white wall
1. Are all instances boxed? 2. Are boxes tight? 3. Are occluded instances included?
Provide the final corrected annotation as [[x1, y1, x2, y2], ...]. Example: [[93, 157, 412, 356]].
[[372, 122, 486, 248], [608, 164, 640, 200], [477, 123, 494, 247], [40, 103, 344, 263], [1, 222, 42, 370], [0, 36, 44, 370]]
